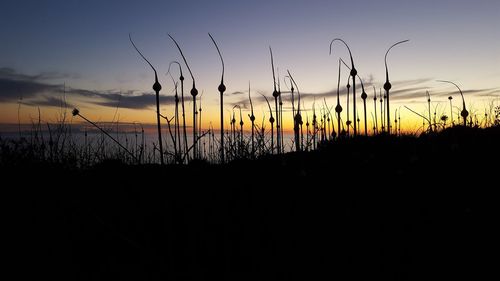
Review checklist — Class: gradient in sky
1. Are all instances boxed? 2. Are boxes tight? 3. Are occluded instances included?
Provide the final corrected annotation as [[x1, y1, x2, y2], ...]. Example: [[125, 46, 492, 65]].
[[1, 0, 499, 132]]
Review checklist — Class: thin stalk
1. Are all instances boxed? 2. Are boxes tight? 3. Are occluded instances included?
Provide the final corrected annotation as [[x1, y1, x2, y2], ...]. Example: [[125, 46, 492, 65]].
[[208, 33, 226, 163], [437, 80, 468, 126], [394, 108, 398, 136], [270, 47, 280, 154], [73, 109, 137, 163], [168, 59, 188, 161], [398, 106, 401, 136], [359, 77, 367, 136], [278, 76, 284, 153], [239, 106, 243, 155], [306, 114, 310, 151], [426, 91, 432, 132], [384, 39, 409, 134], [448, 96, 454, 125], [287, 71, 302, 152], [373, 86, 378, 135], [312, 100, 317, 149], [262, 94, 274, 154], [168, 34, 198, 160], [335, 59, 343, 139], [330, 38, 357, 136], [129, 34, 163, 165], [198, 91, 203, 159], [167, 61, 182, 161], [248, 81, 255, 157]]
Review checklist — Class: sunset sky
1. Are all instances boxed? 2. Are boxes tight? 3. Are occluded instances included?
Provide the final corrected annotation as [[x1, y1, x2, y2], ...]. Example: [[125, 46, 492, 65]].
[[1, 0, 498, 133]]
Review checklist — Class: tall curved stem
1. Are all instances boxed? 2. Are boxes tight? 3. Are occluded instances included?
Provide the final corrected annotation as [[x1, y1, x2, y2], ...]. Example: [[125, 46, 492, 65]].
[[437, 80, 468, 126], [129, 34, 164, 165], [208, 33, 226, 163], [330, 38, 357, 136], [384, 39, 409, 134], [168, 34, 198, 160]]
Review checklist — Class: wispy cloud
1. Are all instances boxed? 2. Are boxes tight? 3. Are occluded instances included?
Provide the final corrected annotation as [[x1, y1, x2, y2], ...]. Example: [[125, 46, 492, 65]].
[[0, 67, 80, 81], [22, 96, 75, 108], [227, 77, 498, 108], [0, 68, 174, 109]]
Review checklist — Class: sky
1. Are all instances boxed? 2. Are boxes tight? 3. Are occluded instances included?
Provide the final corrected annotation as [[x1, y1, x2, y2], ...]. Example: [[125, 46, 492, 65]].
[[0, 0, 499, 133]]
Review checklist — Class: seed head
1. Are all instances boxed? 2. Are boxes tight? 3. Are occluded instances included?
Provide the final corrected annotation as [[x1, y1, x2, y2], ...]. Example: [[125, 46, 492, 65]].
[[190, 87, 198, 97], [72, 108, 79, 116], [218, 83, 226, 93], [383, 81, 392, 91], [461, 109, 469, 118], [153, 81, 162, 92]]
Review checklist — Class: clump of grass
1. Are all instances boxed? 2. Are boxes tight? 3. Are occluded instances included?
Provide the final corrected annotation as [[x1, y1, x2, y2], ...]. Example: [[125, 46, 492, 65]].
[[129, 34, 164, 165]]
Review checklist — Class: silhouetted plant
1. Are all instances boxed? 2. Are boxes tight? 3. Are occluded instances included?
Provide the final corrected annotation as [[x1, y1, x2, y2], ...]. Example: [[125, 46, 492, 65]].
[[247, 81, 256, 157], [334, 59, 343, 139], [276, 68, 284, 153], [380, 89, 384, 132], [198, 91, 203, 159], [394, 108, 398, 136], [384, 40, 409, 134], [72, 108, 137, 163], [373, 86, 378, 135], [238, 105, 244, 155], [330, 38, 358, 136], [208, 33, 226, 163], [129, 34, 164, 165], [494, 106, 500, 126], [269, 47, 281, 154], [168, 34, 198, 160], [286, 70, 302, 151], [304, 114, 309, 150], [398, 106, 402, 136], [168, 60, 188, 161], [426, 91, 433, 132], [437, 80, 468, 126], [167, 61, 183, 161], [312, 100, 318, 149], [262, 94, 275, 154], [440, 115, 448, 128], [360, 79, 368, 136], [448, 96, 454, 125]]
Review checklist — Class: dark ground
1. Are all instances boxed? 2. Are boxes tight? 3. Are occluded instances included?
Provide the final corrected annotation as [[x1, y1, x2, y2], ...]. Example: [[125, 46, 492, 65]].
[[5, 126, 499, 280]]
